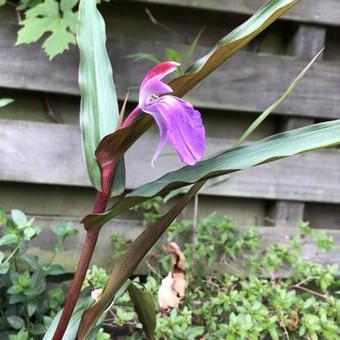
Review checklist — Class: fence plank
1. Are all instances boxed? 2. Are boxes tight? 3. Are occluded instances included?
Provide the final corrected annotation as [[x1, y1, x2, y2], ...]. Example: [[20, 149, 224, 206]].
[[270, 24, 327, 227], [127, 0, 340, 27], [1, 24, 340, 119], [27, 215, 340, 272], [1, 119, 340, 204]]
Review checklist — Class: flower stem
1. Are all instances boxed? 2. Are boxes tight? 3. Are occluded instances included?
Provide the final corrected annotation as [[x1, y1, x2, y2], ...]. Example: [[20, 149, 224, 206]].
[[52, 191, 109, 340]]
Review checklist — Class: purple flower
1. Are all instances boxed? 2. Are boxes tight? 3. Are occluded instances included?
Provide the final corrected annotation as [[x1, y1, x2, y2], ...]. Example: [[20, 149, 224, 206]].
[[123, 61, 205, 167]]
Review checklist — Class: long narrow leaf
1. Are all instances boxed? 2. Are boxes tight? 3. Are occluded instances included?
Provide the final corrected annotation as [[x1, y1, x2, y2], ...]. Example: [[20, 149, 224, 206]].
[[77, 182, 204, 338], [78, 0, 124, 195], [128, 283, 156, 340], [0, 98, 14, 108], [94, 0, 299, 181], [83, 119, 340, 229], [170, 0, 299, 97], [182, 26, 205, 71], [234, 49, 323, 147]]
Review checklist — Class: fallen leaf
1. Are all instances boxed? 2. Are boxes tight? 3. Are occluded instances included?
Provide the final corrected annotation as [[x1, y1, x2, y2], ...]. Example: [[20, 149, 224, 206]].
[[288, 310, 299, 330], [158, 242, 187, 314], [90, 288, 102, 302]]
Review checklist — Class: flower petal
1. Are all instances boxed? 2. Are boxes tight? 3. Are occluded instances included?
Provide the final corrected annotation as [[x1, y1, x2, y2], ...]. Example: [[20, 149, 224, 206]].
[[141, 61, 179, 87], [139, 61, 179, 107], [144, 96, 205, 166]]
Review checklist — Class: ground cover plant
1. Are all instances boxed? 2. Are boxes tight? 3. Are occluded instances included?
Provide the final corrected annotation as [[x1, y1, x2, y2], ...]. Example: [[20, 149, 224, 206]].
[[2, 0, 340, 338], [83, 202, 340, 339], [0, 209, 78, 339]]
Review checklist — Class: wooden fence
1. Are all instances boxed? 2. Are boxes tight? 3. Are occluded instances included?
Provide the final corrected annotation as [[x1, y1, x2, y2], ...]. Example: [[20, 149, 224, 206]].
[[1, 0, 340, 271]]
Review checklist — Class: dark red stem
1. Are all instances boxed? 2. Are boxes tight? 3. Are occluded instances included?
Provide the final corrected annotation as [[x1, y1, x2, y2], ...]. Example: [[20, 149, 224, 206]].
[[52, 190, 109, 340]]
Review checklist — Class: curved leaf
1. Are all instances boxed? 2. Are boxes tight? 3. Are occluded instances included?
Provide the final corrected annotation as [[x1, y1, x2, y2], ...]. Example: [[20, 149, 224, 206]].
[[169, 0, 299, 97], [0, 98, 14, 108], [94, 0, 298, 179], [43, 298, 93, 340], [235, 48, 323, 147], [128, 283, 156, 340], [78, 0, 124, 195], [77, 182, 204, 338], [83, 119, 340, 229]]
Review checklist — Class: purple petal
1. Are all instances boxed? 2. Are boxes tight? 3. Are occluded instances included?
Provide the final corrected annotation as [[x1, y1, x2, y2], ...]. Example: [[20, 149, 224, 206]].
[[143, 96, 205, 166], [139, 61, 179, 108]]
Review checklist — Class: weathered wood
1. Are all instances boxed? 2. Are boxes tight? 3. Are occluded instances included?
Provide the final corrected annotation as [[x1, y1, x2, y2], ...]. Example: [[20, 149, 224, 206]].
[[26, 215, 340, 272], [1, 119, 340, 204], [282, 117, 315, 131], [2, 24, 340, 119], [267, 201, 304, 227], [128, 0, 340, 27], [305, 202, 340, 230], [292, 25, 327, 59], [271, 24, 326, 227]]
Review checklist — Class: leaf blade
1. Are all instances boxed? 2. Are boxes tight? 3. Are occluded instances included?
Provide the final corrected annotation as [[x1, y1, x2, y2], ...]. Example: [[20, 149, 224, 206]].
[[170, 0, 299, 97], [84, 119, 340, 229], [234, 48, 323, 147], [128, 283, 156, 340], [0, 98, 14, 108], [78, 0, 125, 195], [77, 182, 204, 338]]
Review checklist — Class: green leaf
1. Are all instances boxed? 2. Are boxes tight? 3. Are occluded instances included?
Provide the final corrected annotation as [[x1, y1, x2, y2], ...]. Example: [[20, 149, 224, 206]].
[[128, 283, 156, 340], [0, 98, 14, 108], [86, 279, 131, 340], [126, 53, 162, 64], [77, 182, 204, 337], [46, 264, 66, 275], [7, 315, 25, 330], [182, 27, 205, 70], [0, 233, 18, 246], [27, 300, 38, 317], [165, 48, 182, 63], [78, 0, 125, 196], [83, 119, 340, 229], [23, 227, 36, 240], [234, 49, 323, 147], [11, 209, 27, 227], [0, 208, 7, 225], [169, 0, 299, 97], [93, 0, 299, 195], [42, 21, 76, 59], [0, 261, 10, 274], [0, 0, 6, 7], [43, 298, 93, 340], [16, 0, 77, 59]]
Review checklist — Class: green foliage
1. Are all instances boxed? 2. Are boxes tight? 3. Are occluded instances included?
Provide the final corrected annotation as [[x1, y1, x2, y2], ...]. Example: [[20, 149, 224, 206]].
[[51, 222, 78, 253], [16, 0, 78, 59], [0, 208, 78, 339], [102, 203, 340, 339], [84, 119, 340, 230], [78, 0, 124, 196], [82, 265, 108, 290], [127, 28, 204, 76], [0, 98, 14, 108]]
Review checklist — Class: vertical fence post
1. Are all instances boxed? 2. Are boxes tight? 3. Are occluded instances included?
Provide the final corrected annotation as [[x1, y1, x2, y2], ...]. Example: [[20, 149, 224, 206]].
[[268, 24, 326, 228]]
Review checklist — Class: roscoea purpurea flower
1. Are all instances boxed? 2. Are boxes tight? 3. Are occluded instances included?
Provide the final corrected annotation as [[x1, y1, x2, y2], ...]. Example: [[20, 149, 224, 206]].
[[123, 61, 205, 167]]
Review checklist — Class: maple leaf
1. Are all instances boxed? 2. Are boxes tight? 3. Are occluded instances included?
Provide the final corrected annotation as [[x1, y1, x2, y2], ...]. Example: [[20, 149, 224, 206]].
[[16, 0, 78, 59]]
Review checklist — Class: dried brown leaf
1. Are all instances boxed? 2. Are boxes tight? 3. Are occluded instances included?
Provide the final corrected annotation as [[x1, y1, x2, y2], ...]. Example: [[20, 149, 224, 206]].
[[158, 242, 187, 314]]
